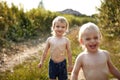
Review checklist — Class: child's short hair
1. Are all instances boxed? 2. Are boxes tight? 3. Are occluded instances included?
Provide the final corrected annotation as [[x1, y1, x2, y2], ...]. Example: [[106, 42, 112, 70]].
[[51, 16, 69, 35], [79, 22, 102, 42]]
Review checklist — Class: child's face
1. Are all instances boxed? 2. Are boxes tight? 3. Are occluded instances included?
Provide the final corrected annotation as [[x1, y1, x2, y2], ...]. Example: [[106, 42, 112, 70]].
[[81, 30, 100, 53], [53, 21, 67, 36]]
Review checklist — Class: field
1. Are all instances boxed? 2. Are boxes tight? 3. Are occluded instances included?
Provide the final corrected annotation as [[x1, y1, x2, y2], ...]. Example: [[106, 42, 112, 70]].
[[0, 27, 120, 80]]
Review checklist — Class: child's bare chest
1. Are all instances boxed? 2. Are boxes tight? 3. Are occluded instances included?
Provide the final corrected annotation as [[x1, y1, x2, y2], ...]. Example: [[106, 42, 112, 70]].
[[83, 53, 107, 68], [50, 38, 67, 52], [51, 38, 66, 47]]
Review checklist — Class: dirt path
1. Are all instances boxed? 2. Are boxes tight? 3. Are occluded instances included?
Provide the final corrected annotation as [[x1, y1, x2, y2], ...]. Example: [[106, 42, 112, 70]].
[[0, 42, 45, 72], [0, 38, 85, 80]]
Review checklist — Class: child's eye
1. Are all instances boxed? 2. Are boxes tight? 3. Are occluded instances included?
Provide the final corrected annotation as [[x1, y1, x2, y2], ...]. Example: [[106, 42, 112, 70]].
[[86, 38, 90, 41], [56, 26, 60, 28], [62, 26, 65, 28], [94, 36, 98, 40]]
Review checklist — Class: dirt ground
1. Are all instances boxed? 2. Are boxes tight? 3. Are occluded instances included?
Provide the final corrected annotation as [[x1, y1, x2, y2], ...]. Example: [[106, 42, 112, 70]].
[[0, 37, 86, 80], [0, 38, 45, 72], [0, 36, 118, 80]]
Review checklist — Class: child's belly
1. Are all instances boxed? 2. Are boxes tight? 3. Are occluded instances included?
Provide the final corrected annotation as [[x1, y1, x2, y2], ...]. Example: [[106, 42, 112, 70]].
[[51, 53, 66, 63], [83, 67, 109, 80]]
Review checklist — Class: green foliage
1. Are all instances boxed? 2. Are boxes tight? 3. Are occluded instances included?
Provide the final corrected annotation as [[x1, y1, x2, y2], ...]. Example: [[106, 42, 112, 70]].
[[27, 8, 58, 32], [66, 27, 82, 61], [97, 0, 120, 38], [0, 1, 10, 47], [63, 15, 96, 27], [0, 27, 120, 79], [0, 0, 120, 79], [0, 52, 49, 80], [0, 1, 94, 50]]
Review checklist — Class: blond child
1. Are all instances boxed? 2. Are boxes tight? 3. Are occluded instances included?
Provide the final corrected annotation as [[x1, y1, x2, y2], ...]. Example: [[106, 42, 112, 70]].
[[38, 16, 72, 80], [71, 22, 120, 80]]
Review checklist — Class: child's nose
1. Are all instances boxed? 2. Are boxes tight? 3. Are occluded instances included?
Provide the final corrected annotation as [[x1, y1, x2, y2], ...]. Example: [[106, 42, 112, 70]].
[[58, 27, 62, 30], [91, 39, 95, 42]]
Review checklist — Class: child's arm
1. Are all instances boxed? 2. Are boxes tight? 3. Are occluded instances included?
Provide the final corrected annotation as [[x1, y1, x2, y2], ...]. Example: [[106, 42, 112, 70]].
[[105, 51, 120, 79], [66, 39, 72, 72], [108, 61, 120, 79], [71, 54, 83, 80], [38, 38, 50, 68]]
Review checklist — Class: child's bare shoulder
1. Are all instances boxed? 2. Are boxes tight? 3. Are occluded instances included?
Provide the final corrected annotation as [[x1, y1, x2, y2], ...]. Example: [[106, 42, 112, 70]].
[[46, 36, 54, 43], [76, 52, 87, 60], [62, 37, 70, 43], [74, 52, 87, 64], [47, 36, 53, 39], [47, 36, 54, 40], [63, 37, 69, 40], [99, 49, 110, 57]]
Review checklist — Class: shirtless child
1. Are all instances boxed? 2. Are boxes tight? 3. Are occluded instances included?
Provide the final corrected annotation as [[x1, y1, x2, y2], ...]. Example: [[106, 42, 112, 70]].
[[71, 22, 120, 80], [38, 16, 72, 80]]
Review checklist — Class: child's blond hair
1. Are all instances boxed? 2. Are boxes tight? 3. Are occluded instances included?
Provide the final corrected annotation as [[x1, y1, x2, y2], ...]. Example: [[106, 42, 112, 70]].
[[51, 16, 69, 35]]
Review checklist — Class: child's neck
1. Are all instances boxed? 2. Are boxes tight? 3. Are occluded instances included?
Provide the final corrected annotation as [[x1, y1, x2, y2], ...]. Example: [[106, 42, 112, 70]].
[[85, 49, 99, 54], [54, 35, 63, 38]]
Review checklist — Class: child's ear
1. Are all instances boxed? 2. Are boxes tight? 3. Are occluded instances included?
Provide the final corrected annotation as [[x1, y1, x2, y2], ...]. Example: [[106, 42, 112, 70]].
[[79, 39, 83, 44]]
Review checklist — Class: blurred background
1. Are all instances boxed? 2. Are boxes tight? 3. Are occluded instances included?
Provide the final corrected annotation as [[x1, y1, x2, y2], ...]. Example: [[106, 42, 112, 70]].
[[0, 0, 120, 80]]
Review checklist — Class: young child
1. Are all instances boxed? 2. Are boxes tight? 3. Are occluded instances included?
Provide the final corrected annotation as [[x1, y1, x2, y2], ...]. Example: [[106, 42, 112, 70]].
[[71, 22, 120, 80], [38, 16, 72, 80]]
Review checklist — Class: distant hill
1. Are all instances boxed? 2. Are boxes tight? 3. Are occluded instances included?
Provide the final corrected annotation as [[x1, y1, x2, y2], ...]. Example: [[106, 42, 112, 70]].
[[58, 9, 82, 16]]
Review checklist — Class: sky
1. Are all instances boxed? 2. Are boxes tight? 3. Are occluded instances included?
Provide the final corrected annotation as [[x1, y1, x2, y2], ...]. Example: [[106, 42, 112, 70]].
[[4, 0, 101, 16]]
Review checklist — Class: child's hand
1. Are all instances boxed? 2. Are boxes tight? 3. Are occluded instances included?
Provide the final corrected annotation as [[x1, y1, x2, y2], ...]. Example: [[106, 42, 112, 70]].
[[38, 62, 42, 68], [67, 65, 73, 72]]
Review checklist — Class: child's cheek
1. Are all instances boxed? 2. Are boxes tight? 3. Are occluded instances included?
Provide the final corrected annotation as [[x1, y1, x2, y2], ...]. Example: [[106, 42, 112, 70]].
[[83, 41, 88, 45], [96, 39, 100, 44]]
